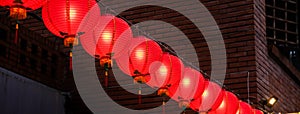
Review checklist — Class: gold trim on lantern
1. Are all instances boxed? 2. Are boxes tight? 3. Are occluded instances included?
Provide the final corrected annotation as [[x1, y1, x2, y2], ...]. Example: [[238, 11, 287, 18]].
[[64, 36, 78, 47], [157, 87, 169, 96], [10, 5, 27, 20], [133, 75, 147, 84], [179, 100, 190, 108], [100, 56, 112, 67]]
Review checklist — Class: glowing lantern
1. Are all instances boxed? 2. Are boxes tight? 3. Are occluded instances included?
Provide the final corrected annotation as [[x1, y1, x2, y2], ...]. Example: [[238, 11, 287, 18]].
[[0, 0, 46, 20], [190, 81, 224, 112], [208, 91, 239, 114], [115, 36, 162, 104], [79, 15, 132, 59], [236, 101, 253, 114], [79, 14, 132, 84], [169, 67, 205, 109], [116, 36, 163, 84], [94, 15, 132, 67], [42, 0, 97, 47], [253, 109, 263, 114], [147, 53, 184, 97]]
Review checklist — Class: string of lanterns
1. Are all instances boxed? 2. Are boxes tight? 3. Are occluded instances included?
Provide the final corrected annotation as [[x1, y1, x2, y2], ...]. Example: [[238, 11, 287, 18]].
[[76, 2, 264, 113], [1, 0, 264, 113]]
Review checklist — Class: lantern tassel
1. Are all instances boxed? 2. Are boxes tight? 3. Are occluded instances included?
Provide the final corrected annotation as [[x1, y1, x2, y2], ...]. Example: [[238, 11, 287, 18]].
[[69, 51, 72, 71], [138, 86, 142, 104], [105, 72, 108, 87], [14, 23, 19, 44], [162, 101, 166, 114], [104, 62, 109, 87], [181, 105, 187, 114]]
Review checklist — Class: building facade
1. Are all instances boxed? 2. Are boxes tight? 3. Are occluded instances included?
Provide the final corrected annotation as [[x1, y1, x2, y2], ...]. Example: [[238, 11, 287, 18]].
[[0, 0, 299, 114]]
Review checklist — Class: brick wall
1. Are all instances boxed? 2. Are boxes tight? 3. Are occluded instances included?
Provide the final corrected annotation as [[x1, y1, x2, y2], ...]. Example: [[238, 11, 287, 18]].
[[1, 0, 299, 113], [254, 0, 300, 112], [102, 0, 300, 113], [100, 0, 259, 113]]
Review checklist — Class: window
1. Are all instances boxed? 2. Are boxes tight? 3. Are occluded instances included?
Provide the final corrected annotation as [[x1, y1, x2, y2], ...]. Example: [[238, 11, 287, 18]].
[[266, 0, 300, 70]]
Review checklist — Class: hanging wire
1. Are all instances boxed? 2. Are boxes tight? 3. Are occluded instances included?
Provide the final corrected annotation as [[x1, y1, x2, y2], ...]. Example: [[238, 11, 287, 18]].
[[97, 1, 225, 87], [96, 0, 257, 107]]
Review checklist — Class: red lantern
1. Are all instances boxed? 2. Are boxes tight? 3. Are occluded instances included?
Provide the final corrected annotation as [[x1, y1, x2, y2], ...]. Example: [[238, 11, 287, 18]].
[[116, 36, 163, 84], [236, 101, 253, 114], [190, 81, 224, 112], [115, 36, 162, 104], [95, 15, 132, 66], [79, 15, 132, 59], [42, 0, 97, 47], [0, 0, 46, 20], [79, 15, 132, 86], [169, 67, 205, 108], [253, 109, 263, 114], [208, 91, 239, 114], [147, 53, 184, 97]]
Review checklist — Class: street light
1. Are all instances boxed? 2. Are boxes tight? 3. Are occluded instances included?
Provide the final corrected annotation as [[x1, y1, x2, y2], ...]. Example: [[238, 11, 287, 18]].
[[260, 96, 278, 108]]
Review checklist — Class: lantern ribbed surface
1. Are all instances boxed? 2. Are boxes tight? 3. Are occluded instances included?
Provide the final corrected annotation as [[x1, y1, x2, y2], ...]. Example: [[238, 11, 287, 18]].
[[0, 0, 46, 10], [209, 91, 239, 114], [79, 15, 132, 58], [129, 37, 162, 76], [94, 15, 132, 58], [42, 0, 96, 38], [190, 81, 224, 112], [253, 109, 263, 114], [116, 36, 162, 81], [147, 53, 184, 96], [147, 53, 183, 88], [169, 67, 205, 104], [237, 101, 253, 114]]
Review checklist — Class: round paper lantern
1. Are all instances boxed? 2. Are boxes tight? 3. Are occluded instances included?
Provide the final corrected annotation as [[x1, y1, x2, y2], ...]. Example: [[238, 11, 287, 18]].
[[208, 91, 239, 114], [0, 0, 46, 20], [116, 36, 163, 84], [42, 0, 97, 47], [79, 14, 132, 67], [190, 81, 224, 112], [79, 15, 132, 59], [253, 109, 263, 114], [236, 101, 253, 114], [169, 67, 205, 108], [94, 15, 132, 66], [147, 53, 184, 96]]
